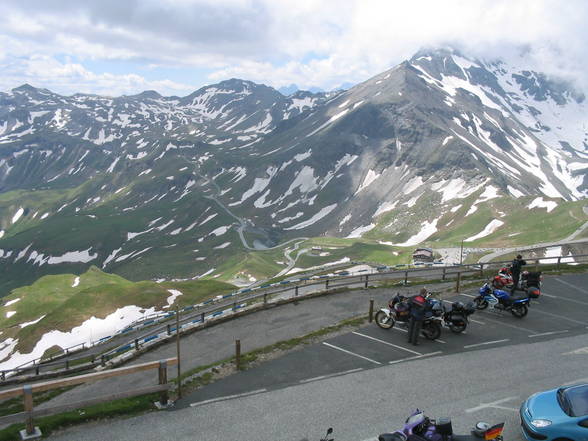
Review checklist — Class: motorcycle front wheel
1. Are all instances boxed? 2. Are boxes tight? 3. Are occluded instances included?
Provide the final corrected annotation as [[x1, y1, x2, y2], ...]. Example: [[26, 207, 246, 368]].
[[375, 311, 394, 329], [421, 322, 441, 340], [474, 297, 488, 310], [511, 304, 528, 318]]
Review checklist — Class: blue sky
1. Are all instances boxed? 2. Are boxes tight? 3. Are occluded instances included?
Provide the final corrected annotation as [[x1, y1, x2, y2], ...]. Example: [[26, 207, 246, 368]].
[[0, 0, 586, 97]]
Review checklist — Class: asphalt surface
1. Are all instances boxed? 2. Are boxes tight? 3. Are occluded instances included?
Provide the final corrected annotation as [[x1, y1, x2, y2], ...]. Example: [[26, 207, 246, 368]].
[[180, 273, 588, 407], [48, 332, 588, 441], [28, 273, 588, 439], [33, 282, 445, 410]]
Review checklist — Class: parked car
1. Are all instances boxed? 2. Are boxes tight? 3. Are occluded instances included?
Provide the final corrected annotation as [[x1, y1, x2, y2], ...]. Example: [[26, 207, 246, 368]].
[[520, 383, 588, 440]]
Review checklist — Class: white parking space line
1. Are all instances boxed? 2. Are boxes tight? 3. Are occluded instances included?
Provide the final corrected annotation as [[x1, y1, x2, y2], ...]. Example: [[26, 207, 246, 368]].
[[529, 330, 569, 338], [322, 342, 382, 365], [469, 318, 485, 325], [477, 314, 537, 334], [299, 368, 364, 384], [388, 351, 443, 365], [352, 331, 422, 356], [555, 277, 588, 294], [540, 292, 557, 298], [190, 388, 267, 407], [464, 339, 509, 349], [541, 291, 588, 306], [533, 308, 587, 326], [459, 293, 476, 298], [465, 396, 519, 413]]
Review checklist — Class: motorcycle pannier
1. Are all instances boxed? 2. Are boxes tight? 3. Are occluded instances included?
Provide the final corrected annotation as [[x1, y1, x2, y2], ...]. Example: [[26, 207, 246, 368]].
[[435, 418, 453, 439], [527, 287, 540, 299]]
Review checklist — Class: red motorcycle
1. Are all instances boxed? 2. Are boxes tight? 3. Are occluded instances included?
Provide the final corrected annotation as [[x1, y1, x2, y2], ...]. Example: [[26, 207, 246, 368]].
[[491, 267, 513, 289], [491, 267, 542, 299]]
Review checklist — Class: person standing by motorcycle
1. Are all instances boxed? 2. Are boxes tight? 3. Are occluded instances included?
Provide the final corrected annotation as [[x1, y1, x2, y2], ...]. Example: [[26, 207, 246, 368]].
[[408, 288, 427, 346], [511, 254, 526, 294]]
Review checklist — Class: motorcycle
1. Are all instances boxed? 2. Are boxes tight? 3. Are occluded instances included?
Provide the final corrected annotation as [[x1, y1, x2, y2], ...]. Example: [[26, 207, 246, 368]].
[[430, 299, 476, 333], [375, 293, 442, 340], [492, 268, 542, 299], [378, 409, 504, 441], [474, 283, 530, 318], [491, 267, 513, 289]]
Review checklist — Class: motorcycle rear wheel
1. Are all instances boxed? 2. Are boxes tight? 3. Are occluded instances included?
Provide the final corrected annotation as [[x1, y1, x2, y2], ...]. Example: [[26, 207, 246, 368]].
[[421, 322, 441, 340], [474, 297, 488, 310], [375, 311, 394, 329], [449, 322, 467, 333], [511, 304, 528, 318]]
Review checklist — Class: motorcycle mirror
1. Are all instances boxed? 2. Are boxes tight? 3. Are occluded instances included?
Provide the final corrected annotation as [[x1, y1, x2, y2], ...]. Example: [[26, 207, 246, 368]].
[[327, 428, 333, 435]]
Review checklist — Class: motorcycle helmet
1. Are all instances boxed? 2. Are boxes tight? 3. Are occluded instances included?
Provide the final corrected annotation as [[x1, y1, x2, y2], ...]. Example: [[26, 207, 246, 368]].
[[452, 301, 464, 310]]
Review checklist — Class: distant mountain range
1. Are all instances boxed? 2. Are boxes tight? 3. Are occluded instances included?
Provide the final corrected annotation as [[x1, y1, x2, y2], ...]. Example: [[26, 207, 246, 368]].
[[1, 47, 587, 295]]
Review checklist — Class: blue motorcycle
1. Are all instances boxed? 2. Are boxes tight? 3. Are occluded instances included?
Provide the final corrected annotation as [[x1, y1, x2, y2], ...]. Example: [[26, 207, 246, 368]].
[[474, 283, 530, 318]]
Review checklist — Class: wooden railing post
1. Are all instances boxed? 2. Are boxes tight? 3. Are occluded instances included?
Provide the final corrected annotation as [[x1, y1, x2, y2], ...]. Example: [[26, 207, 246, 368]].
[[456, 272, 461, 293], [404, 271, 408, 285], [557, 256, 561, 272], [364, 275, 369, 289], [325, 279, 329, 289], [479, 263, 484, 278], [166, 324, 171, 336], [442, 267, 446, 281], [21, 384, 41, 439], [201, 312, 205, 323], [535, 259, 539, 272], [157, 361, 168, 407], [263, 293, 268, 306], [295, 285, 299, 297], [369, 299, 374, 323], [235, 339, 241, 370], [134, 339, 139, 351]]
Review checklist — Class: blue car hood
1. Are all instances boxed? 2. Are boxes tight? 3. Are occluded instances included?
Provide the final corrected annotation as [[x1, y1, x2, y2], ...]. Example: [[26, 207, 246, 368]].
[[526, 389, 568, 422]]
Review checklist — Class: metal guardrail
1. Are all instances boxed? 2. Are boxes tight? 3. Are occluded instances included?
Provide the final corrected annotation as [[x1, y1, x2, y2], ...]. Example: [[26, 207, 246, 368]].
[[2, 252, 586, 382]]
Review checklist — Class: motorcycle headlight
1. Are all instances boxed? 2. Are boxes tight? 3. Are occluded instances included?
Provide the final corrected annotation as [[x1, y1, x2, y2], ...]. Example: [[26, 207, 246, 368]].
[[531, 419, 552, 428]]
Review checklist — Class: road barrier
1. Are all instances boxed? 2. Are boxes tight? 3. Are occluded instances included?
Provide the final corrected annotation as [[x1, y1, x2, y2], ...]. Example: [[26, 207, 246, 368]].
[[0, 357, 177, 440], [2, 252, 587, 383]]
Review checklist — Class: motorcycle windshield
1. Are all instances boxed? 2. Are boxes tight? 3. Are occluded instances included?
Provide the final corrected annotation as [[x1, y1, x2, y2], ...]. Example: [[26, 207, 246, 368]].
[[406, 413, 425, 426]]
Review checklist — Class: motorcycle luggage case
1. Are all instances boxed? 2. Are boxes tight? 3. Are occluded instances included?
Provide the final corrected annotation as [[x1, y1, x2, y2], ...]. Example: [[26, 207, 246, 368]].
[[436, 417, 453, 437]]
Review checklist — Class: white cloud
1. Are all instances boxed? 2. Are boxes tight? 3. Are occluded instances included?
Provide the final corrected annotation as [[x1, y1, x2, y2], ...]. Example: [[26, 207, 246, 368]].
[[0, 0, 586, 95]]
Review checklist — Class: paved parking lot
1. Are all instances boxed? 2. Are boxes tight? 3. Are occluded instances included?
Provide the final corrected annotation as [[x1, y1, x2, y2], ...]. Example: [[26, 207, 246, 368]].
[[184, 273, 588, 408]]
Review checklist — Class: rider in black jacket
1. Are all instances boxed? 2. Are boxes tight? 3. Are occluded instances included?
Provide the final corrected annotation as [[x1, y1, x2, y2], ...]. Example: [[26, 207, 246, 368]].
[[511, 254, 527, 294], [407, 288, 428, 346]]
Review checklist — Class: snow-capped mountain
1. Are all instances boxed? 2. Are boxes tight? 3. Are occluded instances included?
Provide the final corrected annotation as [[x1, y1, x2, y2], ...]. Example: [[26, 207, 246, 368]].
[[0, 48, 586, 294]]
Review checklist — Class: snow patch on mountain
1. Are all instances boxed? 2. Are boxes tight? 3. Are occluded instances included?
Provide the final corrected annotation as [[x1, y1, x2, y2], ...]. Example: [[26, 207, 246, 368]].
[[0, 305, 157, 370], [464, 219, 504, 242], [390, 218, 440, 247], [373, 201, 398, 217], [284, 204, 337, 230], [11, 207, 24, 224], [528, 197, 558, 213], [355, 169, 381, 194], [47, 248, 97, 264], [346, 224, 376, 238]]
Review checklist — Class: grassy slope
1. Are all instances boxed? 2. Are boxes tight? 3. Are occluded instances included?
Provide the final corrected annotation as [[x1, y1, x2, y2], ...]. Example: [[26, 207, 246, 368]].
[[0, 266, 235, 354]]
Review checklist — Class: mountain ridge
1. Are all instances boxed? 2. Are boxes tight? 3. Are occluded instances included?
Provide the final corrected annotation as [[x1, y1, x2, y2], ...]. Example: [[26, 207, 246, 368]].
[[0, 47, 587, 294]]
